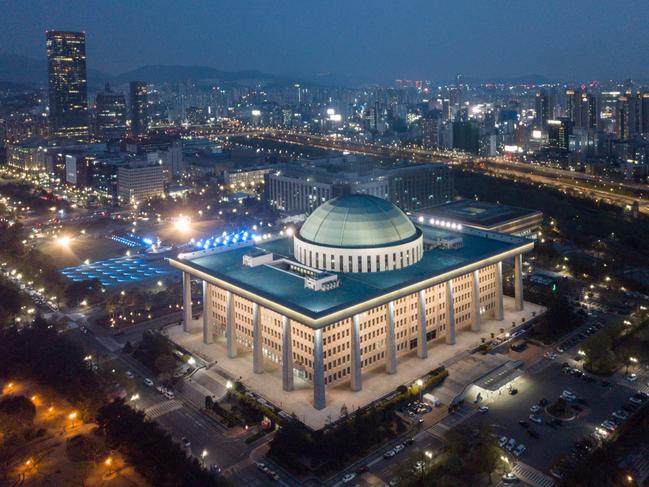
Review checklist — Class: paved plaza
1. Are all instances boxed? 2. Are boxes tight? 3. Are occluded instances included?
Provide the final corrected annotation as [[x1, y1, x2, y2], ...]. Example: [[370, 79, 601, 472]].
[[168, 297, 544, 430]]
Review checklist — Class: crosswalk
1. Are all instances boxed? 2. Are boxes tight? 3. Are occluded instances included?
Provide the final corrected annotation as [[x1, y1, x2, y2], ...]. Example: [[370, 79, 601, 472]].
[[145, 400, 182, 419], [512, 462, 555, 487], [424, 407, 477, 440]]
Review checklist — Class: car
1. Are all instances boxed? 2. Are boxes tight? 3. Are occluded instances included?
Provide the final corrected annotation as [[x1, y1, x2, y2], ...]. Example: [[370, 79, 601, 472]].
[[383, 449, 396, 459], [613, 409, 629, 421], [403, 437, 414, 446], [550, 468, 564, 479], [394, 444, 405, 454], [478, 406, 489, 414], [529, 414, 542, 424], [209, 464, 222, 474], [164, 390, 175, 400], [509, 388, 518, 395], [266, 470, 279, 481], [513, 444, 526, 457], [156, 385, 166, 394], [256, 462, 267, 471], [527, 429, 540, 439], [627, 373, 638, 382], [342, 473, 356, 483], [143, 378, 154, 387], [629, 395, 645, 405], [413, 460, 425, 473], [601, 421, 616, 432], [80, 325, 88, 334], [530, 405, 541, 413], [518, 420, 529, 428], [506, 438, 517, 451], [539, 398, 549, 406], [356, 465, 369, 474], [499, 436, 508, 448], [125, 370, 134, 379], [180, 437, 191, 448], [502, 472, 520, 484], [561, 391, 577, 401]]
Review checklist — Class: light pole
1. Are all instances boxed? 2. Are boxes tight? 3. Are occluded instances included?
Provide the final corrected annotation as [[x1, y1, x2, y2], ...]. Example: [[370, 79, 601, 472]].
[[416, 379, 424, 402]]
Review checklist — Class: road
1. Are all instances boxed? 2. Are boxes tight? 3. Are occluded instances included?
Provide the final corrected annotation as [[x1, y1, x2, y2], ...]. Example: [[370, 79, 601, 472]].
[[65, 320, 284, 486], [250, 130, 649, 213]]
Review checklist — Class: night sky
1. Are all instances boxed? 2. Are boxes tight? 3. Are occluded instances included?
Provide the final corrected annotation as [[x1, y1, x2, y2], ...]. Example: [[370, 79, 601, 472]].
[[2, 0, 648, 83]]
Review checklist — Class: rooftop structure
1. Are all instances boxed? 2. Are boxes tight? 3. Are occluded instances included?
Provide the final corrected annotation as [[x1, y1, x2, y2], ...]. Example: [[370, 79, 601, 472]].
[[416, 199, 543, 238]]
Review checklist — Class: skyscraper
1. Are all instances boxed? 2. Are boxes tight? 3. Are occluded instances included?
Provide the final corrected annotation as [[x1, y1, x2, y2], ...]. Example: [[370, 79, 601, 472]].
[[641, 93, 649, 135], [565, 88, 580, 126], [547, 118, 573, 151], [129, 81, 148, 137], [46, 30, 89, 140], [95, 83, 127, 140], [535, 90, 549, 130]]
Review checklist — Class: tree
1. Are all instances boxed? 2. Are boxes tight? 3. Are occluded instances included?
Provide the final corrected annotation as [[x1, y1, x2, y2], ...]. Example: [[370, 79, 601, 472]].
[[0, 395, 36, 437], [583, 332, 617, 374]]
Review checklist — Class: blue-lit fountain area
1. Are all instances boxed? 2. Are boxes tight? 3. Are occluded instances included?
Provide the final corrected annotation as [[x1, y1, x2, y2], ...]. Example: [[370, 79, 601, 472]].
[[193, 229, 261, 250], [60, 256, 177, 288]]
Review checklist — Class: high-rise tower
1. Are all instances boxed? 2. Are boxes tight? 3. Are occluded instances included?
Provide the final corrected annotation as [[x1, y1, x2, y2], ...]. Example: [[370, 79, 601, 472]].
[[46, 30, 89, 140]]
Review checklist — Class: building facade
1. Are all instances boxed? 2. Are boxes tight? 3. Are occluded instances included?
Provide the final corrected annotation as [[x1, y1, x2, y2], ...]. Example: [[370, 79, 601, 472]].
[[265, 156, 453, 214], [170, 195, 532, 410], [117, 163, 164, 205], [129, 81, 148, 137], [95, 83, 127, 140], [46, 30, 89, 141]]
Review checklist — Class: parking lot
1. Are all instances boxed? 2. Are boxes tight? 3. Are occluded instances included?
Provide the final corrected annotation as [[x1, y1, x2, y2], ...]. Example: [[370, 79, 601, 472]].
[[466, 361, 641, 475]]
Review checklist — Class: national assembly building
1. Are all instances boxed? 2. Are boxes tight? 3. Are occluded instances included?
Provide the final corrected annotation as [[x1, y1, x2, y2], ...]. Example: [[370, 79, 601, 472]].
[[169, 195, 533, 411]]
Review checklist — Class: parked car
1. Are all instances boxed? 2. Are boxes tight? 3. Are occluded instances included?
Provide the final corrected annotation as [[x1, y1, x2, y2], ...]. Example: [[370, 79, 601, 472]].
[[125, 370, 134, 379], [530, 405, 541, 413], [499, 436, 508, 448], [513, 444, 526, 457], [342, 473, 356, 483], [394, 444, 405, 454], [384, 449, 396, 459], [626, 374, 638, 382], [143, 378, 154, 387], [506, 438, 517, 451], [529, 414, 542, 424], [478, 406, 489, 414], [612, 410, 629, 421], [502, 472, 520, 484]]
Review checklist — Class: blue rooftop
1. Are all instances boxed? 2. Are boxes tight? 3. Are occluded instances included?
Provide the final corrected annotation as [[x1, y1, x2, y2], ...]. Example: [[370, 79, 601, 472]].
[[171, 224, 531, 325]]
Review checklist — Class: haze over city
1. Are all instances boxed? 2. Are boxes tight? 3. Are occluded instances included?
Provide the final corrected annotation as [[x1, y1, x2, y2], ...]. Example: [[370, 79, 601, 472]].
[[1, 0, 649, 83]]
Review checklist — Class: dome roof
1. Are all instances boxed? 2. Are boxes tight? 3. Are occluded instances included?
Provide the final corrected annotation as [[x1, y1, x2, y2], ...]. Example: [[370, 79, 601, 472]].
[[298, 195, 418, 248]]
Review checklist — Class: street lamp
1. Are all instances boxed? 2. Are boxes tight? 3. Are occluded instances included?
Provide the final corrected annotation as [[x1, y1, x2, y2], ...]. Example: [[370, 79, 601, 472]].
[[416, 379, 424, 401]]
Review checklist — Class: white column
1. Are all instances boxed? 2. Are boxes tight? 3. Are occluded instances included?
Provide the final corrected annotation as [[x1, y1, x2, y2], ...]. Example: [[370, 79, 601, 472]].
[[182, 272, 192, 332], [350, 315, 362, 391], [385, 301, 397, 374], [417, 289, 428, 359], [225, 290, 236, 358], [313, 329, 325, 410], [202, 280, 212, 344], [252, 302, 263, 374], [446, 279, 456, 345], [282, 316, 294, 391], [472, 269, 481, 332], [495, 262, 504, 321], [514, 254, 524, 311]]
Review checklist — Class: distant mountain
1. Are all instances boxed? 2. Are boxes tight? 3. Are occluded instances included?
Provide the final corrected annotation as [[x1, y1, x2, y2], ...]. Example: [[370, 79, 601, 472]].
[[0, 53, 289, 88], [0, 53, 112, 89]]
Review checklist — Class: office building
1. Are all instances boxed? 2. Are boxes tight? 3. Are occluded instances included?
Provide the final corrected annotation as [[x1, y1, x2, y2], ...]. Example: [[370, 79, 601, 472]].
[[416, 199, 543, 238], [547, 118, 573, 151], [535, 90, 549, 130], [129, 81, 148, 137], [46, 30, 89, 140], [265, 156, 453, 214], [95, 83, 127, 140], [117, 162, 165, 205], [170, 194, 533, 411]]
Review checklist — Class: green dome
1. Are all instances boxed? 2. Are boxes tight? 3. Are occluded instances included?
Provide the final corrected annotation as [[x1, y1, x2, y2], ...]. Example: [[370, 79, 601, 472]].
[[298, 195, 418, 248]]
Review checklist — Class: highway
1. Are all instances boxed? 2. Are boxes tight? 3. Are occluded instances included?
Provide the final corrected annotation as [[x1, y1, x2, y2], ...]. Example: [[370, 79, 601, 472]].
[[248, 129, 649, 214]]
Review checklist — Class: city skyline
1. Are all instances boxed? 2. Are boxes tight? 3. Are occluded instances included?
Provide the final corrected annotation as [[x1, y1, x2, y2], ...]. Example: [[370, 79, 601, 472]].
[[1, 0, 649, 85]]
